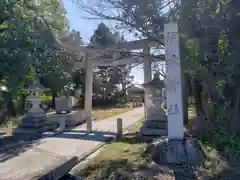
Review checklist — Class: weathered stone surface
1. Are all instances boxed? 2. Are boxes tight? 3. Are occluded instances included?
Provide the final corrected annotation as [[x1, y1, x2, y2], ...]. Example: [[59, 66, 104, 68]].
[[141, 80, 167, 139], [20, 116, 46, 123], [140, 95, 167, 139], [185, 138, 206, 166], [147, 107, 165, 115], [143, 120, 167, 129], [15, 110, 85, 138], [19, 119, 53, 129], [147, 113, 167, 121], [151, 114, 167, 120], [151, 137, 206, 166], [47, 110, 85, 127], [55, 97, 72, 114], [140, 127, 167, 136], [14, 124, 58, 138], [166, 140, 186, 164], [14, 112, 58, 138]]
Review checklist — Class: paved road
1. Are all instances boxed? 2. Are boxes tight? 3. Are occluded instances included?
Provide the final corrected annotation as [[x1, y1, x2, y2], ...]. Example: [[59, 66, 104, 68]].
[[0, 107, 144, 180]]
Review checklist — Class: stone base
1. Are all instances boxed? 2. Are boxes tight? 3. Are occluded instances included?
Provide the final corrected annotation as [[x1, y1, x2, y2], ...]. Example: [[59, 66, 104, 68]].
[[55, 97, 72, 114], [13, 114, 58, 139], [140, 118, 168, 141], [14, 110, 85, 139], [140, 127, 167, 136], [151, 137, 206, 166], [143, 120, 167, 129], [47, 110, 85, 127], [14, 124, 58, 139], [19, 116, 54, 129], [147, 114, 167, 121], [27, 111, 46, 118]]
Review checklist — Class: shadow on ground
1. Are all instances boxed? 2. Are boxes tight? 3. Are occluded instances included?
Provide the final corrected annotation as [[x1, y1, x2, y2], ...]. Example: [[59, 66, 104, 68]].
[[53, 130, 117, 142], [0, 129, 118, 164], [0, 138, 41, 163]]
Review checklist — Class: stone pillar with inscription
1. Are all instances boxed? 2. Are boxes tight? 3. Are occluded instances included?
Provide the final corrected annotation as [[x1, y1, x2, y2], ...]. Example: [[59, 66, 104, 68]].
[[151, 23, 206, 166], [140, 74, 167, 140], [164, 23, 186, 164], [164, 23, 184, 140]]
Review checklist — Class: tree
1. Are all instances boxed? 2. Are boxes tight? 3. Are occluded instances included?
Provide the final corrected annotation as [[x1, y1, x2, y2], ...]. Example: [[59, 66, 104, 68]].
[[0, 0, 82, 115], [75, 0, 169, 43], [88, 22, 134, 101], [90, 22, 118, 46], [74, 0, 240, 122]]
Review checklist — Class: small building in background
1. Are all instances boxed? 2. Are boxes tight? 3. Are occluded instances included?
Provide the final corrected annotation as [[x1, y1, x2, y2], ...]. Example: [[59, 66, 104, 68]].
[[126, 84, 144, 102]]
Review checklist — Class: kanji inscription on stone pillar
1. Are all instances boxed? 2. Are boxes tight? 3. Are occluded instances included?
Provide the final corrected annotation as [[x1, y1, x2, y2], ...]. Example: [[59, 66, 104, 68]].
[[164, 23, 184, 140]]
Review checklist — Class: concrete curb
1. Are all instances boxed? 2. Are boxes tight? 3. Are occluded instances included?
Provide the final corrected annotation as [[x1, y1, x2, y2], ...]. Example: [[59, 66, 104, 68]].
[[41, 117, 144, 179], [77, 118, 144, 162]]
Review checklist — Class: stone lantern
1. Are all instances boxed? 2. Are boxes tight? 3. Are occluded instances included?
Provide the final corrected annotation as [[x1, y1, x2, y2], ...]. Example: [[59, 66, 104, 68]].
[[143, 74, 165, 96], [140, 74, 168, 140], [55, 89, 73, 114], [23, 77, 50, 117], [0, 86, 7, 101], [14, 77, 54, 138]]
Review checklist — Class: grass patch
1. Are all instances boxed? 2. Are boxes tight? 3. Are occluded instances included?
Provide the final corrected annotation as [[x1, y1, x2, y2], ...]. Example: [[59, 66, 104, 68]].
[[0, 116, 20, 136], [92, 103, 135, 120], [196, 144, 240, 179], [77, 120, 152, 179]]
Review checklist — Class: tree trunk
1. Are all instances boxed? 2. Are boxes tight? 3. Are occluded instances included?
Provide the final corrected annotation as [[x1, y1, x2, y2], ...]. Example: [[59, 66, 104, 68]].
[[6, 97, 17, 117], [183, 73, 189, 125], [19, 94, 27, 114], [191, 78, 204, 116], [52, 91, 57, 110], [234, 89, 240, 132], [121, 81, 127, 102]]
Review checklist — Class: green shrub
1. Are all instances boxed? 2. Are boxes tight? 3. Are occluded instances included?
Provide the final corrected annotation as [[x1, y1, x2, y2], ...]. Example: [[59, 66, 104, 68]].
[[188, 96, 195, 105], [200, 106, 240, 162], [40, 95, 52, 100]]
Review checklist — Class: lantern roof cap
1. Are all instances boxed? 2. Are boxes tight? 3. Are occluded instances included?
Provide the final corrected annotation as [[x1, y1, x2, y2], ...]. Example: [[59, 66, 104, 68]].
[[142, 74, 165, 89]]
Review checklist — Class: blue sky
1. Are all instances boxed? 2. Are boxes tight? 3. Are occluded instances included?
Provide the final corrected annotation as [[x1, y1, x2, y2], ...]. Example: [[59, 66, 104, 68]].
[[63, 0, 144, 84]]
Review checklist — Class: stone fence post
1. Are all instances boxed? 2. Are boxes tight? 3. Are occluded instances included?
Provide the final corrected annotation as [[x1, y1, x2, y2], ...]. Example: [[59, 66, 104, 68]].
[[117, 118, 123, 140], [59, 116, 66, 132]]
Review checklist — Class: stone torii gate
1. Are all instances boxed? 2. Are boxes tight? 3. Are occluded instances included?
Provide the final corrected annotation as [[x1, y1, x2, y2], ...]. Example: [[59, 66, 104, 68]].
[[54, 23, 185, 140], [55, 34, 164, 130]]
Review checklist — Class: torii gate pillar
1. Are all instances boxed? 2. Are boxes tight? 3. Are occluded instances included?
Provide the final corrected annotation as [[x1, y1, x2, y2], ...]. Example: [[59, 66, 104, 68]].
[[143, 47, 152, 118], [84, 61, 93, 133]]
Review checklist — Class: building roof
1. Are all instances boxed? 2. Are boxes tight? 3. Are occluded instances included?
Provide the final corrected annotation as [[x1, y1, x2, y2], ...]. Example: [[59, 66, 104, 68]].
[[127, 84, 144, 92]]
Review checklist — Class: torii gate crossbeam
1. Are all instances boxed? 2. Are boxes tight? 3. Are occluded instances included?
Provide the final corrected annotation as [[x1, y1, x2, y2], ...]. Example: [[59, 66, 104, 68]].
[[54, 33, 164, 133]]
